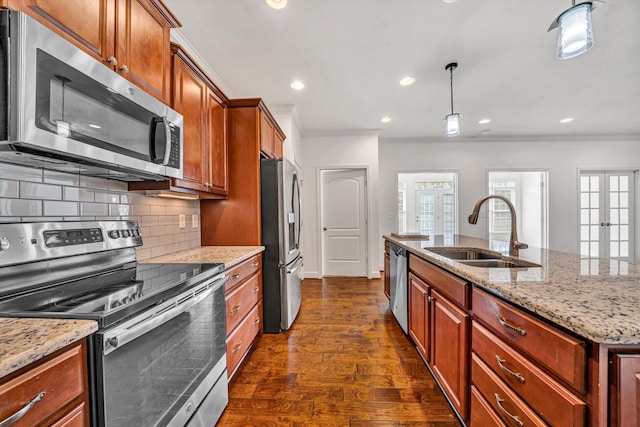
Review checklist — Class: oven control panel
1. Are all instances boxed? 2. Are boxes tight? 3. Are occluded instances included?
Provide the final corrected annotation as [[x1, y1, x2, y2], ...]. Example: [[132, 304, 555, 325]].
[[0, 221, 143, 267], [44, 228, 103, 247]]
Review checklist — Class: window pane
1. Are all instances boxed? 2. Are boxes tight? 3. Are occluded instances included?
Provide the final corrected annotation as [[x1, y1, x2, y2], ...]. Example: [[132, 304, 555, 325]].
[[620, 176, 629, 191], [610, 242, 619, 257], [580, 176, 589, 190], [620, 192, 629, 208], [610, 193, 619, 208], [620, 208, 629, 225], [590, 193, 599, 208], [580, 242, 590, 257], [590, 210, 599, 224], [610, 176, 619, 191], [610, 209, 619, 224], [590, 176, 599, 191], [610, 225, 619, 240], [581, 209, 590, 224], [621, 242, 629, 257], [591, 225, 599, 239], [590, 242, 599, 256], [581, 225, 589, 240], [621, 225, 629, 240], [580, 192, 589, 207]]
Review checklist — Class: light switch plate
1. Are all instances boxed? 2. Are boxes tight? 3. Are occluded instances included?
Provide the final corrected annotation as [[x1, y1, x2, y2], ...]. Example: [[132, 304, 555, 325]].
[[179, 214, 186, 229], [192, 214, 198, 228]]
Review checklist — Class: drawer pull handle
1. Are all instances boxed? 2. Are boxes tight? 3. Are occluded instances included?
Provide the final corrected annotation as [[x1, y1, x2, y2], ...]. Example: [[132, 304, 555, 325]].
[[495, 355, 525, 383], [494, 393, 524, 427], [230, 304, 241, 314], [252, 261, 259, 267], [231, 273, 241, 280], [496, 314, 526, 336], [253, 317, 260, 325], [231, 342, 243, 354], [252, 287, 260, 294], [0, 391, 46, 427]]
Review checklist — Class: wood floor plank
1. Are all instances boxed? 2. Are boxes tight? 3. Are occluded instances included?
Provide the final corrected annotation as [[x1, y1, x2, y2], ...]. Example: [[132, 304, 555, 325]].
[[216, 277, 460, 426]]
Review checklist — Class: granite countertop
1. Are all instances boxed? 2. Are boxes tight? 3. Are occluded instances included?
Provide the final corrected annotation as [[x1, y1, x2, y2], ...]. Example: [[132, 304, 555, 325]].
[[141, 246, 265, 269], [386, 234, 640, 345], [0, 318, 98, 378]]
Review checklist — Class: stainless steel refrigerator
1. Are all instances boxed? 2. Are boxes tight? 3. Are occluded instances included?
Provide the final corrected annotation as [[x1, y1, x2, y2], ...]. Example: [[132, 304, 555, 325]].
[[261, 158, 303, 333]]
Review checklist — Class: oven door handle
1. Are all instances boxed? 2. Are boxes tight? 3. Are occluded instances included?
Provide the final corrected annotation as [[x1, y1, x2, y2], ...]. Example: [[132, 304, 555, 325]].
[[101, 276, 225, 356]]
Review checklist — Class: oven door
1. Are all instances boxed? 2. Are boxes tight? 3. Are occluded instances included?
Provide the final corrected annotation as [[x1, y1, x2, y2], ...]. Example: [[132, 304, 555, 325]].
[[94, 274, 227, 427]]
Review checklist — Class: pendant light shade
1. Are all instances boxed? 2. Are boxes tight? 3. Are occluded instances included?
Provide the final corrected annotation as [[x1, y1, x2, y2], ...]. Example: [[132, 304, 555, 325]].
[[549, 1, 602, 60], [444, 62, 461, 137], [445, 114, 461, 137]]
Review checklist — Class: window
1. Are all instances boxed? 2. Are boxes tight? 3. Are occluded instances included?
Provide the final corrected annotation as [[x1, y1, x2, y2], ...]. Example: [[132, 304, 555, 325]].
[[398, 185, 406, 233]]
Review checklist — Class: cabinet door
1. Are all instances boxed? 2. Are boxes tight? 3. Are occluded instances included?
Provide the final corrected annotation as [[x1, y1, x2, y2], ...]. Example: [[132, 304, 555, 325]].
[[273, 130, 284, 158], [431, 289, 469, 420], [115, 0, 171, 102], [408, 272, 430, 361], [205, 88, 228, 196], [610, 353, 640, 427], [172, 57, 207, 192], [259, 111, 275, 158], [6, 0, 115, 61]]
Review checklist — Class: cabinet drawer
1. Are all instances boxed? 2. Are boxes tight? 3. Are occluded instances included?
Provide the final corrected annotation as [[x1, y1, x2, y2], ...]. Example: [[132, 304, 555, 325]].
[[472, 288, 586, 392], [226, 272, 262, 335], [410, 254, 468, 308], [472, 321, 586, 426], [225, 254, 261, 292], [472, 353, 547, 427], [226, 303, 262, 379], [0, 342, 86, 427], [50, 403, 85, 427], [470, 385, 506, 427]]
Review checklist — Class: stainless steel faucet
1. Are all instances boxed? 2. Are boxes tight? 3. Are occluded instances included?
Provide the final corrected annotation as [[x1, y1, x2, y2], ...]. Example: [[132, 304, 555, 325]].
[[468, 195, 528, 257]]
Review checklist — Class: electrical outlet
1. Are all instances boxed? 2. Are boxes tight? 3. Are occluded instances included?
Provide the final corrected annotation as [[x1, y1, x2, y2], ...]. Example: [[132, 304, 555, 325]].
[[179, 214, 186, 229], [192, 214, 198, 228]]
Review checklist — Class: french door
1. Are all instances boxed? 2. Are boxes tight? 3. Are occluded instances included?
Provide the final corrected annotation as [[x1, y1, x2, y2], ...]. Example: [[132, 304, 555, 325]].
[[579, 171, 636, 261], [416, 190, 455, 236]]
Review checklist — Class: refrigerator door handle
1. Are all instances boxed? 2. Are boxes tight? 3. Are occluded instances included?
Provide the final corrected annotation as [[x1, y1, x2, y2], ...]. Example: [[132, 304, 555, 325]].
[[286, 257, 303, 274]]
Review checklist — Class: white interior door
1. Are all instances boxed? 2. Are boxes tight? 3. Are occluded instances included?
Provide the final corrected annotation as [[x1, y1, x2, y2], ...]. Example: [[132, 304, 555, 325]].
[[579, 171, 636, 261], [320, 169, 368, 277]]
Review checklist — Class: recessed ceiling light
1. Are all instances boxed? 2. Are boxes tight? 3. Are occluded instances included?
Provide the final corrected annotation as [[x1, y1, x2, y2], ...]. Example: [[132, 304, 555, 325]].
[[399, 76, 416, 86], [290, 80, 304, 90], [560, 117, 574, 123], [442, 0, 457, 3], [89, 124, 102, 129], [265, 0, 287, 9], [478, 119, 491, 125], [380, 117, 392, 123]]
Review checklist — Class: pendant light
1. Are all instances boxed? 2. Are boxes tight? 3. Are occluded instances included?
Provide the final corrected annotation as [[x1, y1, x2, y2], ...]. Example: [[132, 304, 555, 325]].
[[444, 62, 460, 137], [548, 1, 604, 59]]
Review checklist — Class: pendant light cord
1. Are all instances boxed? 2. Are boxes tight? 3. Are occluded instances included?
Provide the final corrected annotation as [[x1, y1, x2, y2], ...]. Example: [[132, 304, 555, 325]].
[[449, 66, 454, 115]]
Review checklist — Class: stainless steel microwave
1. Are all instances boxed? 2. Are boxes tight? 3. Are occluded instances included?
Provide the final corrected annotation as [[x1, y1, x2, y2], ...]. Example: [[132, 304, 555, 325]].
[[0, 9, 183, 181]]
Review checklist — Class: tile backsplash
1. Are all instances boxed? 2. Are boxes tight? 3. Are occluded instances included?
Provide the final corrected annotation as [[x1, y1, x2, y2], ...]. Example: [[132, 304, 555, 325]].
[[0, 163, 200, 261]]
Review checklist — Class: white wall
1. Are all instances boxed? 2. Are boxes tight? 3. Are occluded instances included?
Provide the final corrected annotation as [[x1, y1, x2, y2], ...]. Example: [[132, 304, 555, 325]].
[[272, 105, 303, 169], [379, 137, 640, 268], [301, 132, 380, 278]]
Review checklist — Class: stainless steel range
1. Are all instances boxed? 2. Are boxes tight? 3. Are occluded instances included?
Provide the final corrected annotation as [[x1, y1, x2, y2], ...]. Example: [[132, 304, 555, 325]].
[[0, 221, 228, 427]]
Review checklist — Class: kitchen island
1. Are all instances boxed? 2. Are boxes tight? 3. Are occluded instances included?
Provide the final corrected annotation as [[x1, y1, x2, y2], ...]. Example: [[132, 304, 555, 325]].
[[385, 234, 640, 427]]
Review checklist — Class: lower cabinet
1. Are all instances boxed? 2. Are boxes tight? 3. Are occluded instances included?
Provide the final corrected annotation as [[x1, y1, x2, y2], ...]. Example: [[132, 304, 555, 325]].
[[0, 340, 90, 427], [609, 353, 640, 426], [409, 254, 469, 421], [224, 254, 263, 381]]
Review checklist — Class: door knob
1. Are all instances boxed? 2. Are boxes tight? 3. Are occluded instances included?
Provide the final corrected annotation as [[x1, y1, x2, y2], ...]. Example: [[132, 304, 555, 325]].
[[323, 227, 327, 231]]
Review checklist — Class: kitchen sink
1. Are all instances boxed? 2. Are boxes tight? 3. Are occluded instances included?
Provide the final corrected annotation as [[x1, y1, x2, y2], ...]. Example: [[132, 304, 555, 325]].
[[457, 259, 540, 268], [426, 247, 502, 260], [425, 247, 541, 268]]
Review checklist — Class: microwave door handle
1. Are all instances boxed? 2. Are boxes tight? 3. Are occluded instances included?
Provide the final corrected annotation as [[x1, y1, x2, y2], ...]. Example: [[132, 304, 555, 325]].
[[102, 284, 216, 355], [162, 116, 171, 166]]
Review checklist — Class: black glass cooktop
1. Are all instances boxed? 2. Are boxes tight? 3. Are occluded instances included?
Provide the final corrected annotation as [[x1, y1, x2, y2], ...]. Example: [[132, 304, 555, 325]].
[[0, 262, 224, 328]]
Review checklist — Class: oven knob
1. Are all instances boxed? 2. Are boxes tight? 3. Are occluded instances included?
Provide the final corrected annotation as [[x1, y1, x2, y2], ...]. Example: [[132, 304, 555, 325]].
[[108, 230, 120, 239], [0, 237, 9, 251], [107, 337, 119, 348]]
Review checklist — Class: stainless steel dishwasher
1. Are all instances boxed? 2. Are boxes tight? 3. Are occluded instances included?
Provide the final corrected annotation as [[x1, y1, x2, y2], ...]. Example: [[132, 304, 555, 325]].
[[389, 242, 408, 333]]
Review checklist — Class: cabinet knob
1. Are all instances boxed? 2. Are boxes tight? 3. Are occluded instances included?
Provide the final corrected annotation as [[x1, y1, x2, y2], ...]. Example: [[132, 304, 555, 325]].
[[427, 296, 434, 302], [119, 64, 129, 74], [107, 56, 118, 66]]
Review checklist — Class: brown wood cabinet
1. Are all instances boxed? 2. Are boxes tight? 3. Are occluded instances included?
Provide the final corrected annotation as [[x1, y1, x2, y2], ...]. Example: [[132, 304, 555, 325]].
[[200, 99, 285, 245], [610, 353, 640, 426], [224, 254, 263, 381], [6, 0, 180, 103], [384, 241, 390, 299], [408, 272, 430, 361], [129, 44, 228, 198], [260, 110, 284, 159], [0, 340, 90, 427], [408, 253, 470, 421]]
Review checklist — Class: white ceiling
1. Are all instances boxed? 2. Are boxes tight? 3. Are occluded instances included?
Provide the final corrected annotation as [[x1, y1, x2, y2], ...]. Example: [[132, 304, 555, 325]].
[[165, 0, 640, 140]]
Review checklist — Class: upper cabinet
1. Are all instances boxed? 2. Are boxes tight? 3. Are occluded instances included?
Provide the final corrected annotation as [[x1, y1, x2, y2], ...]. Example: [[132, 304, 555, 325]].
[[259, 109, 285, 159], [129, 44, 229, 198], [5, 0, 180, 103]]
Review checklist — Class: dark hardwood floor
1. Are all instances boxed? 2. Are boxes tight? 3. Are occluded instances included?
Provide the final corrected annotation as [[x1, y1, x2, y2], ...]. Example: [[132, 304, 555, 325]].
[[216, 277, 461, 426]]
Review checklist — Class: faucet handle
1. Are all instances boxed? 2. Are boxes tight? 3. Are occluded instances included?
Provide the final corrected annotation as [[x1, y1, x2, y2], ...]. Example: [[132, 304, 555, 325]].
[[514, 242, 528, 250]]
